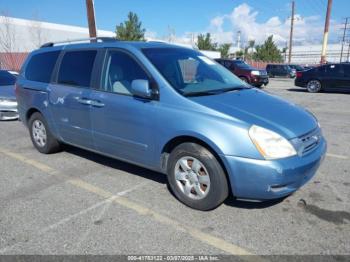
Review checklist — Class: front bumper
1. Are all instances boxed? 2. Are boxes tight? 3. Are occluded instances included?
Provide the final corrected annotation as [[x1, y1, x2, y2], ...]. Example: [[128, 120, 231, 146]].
[[251, 76, 269, 86], [0, 100, 19, 120], [222, 137, 327, 200]]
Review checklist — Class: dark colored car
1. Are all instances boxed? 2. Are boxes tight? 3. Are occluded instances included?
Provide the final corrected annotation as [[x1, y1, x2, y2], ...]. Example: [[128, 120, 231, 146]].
[[288, 64, 305, 73], [215, 59, 268, 88], [295, 63, 350, 93], [266, 64, 295, 78], [0, 70, 19, 120]]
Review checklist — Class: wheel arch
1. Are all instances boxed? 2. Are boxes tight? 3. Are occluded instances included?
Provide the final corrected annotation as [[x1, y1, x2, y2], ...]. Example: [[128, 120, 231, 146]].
[[239, 75, 250, 83], [26, 107, 42, 125]]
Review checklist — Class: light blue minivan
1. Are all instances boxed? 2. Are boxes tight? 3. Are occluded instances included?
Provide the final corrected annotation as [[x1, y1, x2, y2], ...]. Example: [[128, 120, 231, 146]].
[[16, 38, 326, 210]]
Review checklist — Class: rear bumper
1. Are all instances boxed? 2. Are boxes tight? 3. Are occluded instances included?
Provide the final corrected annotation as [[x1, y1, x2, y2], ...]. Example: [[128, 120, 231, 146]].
[[0, 101, 19, 120], [294, 79, 307, 87], [222, 138, 327, 200]]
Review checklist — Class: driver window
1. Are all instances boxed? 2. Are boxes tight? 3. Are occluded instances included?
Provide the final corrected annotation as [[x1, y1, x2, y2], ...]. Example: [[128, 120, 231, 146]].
[[102, 50, 150, 95]]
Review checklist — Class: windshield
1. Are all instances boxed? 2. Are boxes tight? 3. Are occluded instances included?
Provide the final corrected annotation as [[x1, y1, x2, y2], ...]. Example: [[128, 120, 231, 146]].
[[0, 71, 16, 86], [233, 60, 254, 69], [143, 48, 249, 96]]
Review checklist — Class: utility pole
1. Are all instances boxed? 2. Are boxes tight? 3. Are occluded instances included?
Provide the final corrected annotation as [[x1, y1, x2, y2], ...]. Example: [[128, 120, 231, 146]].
[[340, 18, 349, 62], [85, 0, 97, 38], [321, 0, 333, 64], [288, 0, 295, 64]]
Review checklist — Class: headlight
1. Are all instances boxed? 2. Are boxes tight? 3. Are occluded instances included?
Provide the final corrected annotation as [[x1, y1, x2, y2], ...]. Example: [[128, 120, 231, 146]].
[[248, 125, 297, 159], [251, 70, 260, 76]]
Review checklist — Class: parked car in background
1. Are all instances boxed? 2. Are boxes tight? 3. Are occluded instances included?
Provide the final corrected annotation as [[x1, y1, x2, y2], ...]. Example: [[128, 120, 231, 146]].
[[216, 59, 269, 88], [295, 63, 350, 93], [302, 65, 316, 70], [17, 39, 326, 210], [0, 70, 19, 120], [266, 64, 295, 78], [288, 64, 305, 73]]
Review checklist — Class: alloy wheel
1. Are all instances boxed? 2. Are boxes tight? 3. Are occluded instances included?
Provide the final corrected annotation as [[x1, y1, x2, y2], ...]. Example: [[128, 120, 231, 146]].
[[174, 156, 211, 200], [32, 120, 47, 147]]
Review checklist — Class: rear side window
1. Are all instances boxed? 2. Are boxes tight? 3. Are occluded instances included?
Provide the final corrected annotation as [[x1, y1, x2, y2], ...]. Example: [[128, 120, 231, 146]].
[[0, 71, 16, 86], [25, 51, 60, 83], [58, 50, 97, 87]]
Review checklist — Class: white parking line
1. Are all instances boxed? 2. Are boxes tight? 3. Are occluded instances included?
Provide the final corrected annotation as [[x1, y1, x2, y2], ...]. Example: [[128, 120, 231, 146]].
[[327, 153, 349, 160]]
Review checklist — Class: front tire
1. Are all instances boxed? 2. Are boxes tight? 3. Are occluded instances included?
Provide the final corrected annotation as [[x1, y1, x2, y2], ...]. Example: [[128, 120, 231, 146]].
[[29, 112, 61, 154], [167, 143, 229, 210], [306, 80, 322, 93]]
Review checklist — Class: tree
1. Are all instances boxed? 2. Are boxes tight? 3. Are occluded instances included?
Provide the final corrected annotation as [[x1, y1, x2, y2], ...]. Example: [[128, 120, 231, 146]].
[[115, 12, 145, 41], [235, 50, 244, 59], [196, 33, 218, 51], [253, 35, 283, 62], [0, 12, 16, 53], [0, 12, 18, 70], [219, 43, 231, 58]]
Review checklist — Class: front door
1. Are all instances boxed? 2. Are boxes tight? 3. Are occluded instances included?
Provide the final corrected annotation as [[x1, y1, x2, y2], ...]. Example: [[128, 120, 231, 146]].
[[90, 49, 157, 166], [341, 64, 350, 90], [49, 50, 97, 149], [321, 64, 344, 90]]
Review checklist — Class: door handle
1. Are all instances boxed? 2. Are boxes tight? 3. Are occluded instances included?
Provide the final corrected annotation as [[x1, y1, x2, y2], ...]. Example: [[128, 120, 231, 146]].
[[77, 98, 93, 105], [90, 100, 105, 107]]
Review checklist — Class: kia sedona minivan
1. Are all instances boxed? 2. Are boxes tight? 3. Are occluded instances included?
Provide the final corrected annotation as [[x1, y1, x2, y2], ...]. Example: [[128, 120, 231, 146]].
[[16, 38, 326, 210]]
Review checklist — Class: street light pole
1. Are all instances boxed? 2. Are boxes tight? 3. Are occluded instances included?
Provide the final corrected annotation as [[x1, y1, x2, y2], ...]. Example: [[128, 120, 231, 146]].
[[321, 0, 333, 64], [85, 0, 97, 38]]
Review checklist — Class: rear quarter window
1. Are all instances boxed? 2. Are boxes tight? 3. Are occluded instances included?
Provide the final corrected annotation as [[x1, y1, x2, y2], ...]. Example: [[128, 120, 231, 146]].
[[25, 51, 60, 83]]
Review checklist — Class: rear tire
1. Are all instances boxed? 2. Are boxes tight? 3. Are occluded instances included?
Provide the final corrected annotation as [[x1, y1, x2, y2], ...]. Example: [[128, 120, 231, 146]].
[[306, 80, 322, 93], [167, 143, 229, 211], [29, 112, 61, 154]]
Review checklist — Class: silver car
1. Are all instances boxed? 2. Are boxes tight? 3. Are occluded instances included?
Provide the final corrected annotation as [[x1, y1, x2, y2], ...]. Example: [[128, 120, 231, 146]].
[[0, 70, 18, 120]]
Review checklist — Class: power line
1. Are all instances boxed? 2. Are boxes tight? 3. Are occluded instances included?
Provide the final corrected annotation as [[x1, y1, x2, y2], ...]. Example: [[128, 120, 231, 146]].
[[288, 1, 295, 63]]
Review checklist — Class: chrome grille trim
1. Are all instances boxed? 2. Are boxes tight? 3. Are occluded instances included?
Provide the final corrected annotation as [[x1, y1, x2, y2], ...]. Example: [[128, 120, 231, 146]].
[[291, 128, 322, 156]]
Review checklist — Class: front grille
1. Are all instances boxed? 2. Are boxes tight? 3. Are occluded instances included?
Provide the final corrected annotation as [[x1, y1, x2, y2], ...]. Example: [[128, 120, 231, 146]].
[[260, 70, 267, 76], [297, 128, 322, 156]]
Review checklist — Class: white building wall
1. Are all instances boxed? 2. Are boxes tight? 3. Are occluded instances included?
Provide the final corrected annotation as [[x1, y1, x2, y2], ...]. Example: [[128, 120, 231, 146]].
[[0, 16, 115, 52], [287, 44, 347, 64]]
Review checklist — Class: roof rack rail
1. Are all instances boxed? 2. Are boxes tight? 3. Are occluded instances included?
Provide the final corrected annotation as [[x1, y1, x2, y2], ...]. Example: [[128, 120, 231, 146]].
[[40, 37, 117, 48]]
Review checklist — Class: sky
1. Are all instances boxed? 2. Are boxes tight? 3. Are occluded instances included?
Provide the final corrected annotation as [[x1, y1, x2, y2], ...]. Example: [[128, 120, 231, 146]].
[[0, 0, 348, 46]]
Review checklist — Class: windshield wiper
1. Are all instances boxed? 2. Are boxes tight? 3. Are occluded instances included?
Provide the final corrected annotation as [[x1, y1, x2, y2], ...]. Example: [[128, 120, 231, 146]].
[[183, 86, 250, 97]]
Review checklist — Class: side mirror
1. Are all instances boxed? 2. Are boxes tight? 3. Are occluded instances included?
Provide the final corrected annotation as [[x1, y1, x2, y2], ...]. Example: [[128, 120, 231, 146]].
[[131, 79, 152, 99]]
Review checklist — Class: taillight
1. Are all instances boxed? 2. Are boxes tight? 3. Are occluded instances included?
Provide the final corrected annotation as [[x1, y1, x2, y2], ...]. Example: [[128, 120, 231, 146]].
[[296, 72, 303, 78]]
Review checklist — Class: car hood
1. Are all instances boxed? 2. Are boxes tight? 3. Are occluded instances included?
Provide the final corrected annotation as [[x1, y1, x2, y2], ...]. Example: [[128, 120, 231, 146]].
[[0, 85, 16, 100], [189, 88, 317, 139]]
